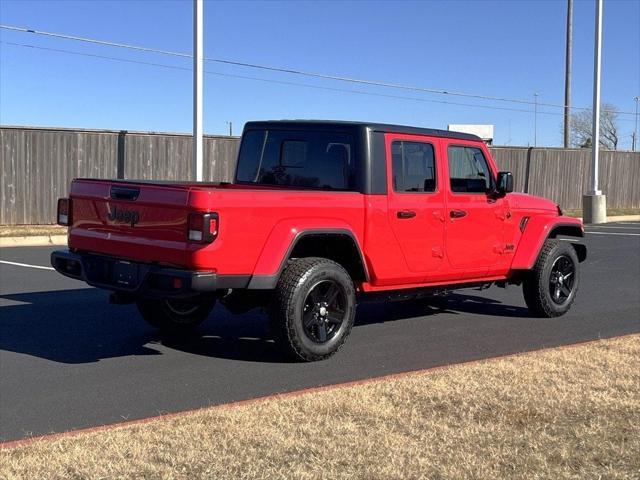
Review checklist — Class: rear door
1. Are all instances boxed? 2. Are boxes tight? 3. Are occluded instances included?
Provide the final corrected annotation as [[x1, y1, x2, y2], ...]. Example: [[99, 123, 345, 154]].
[[443, 141, 504, 274], [385, 133, 446, 275]]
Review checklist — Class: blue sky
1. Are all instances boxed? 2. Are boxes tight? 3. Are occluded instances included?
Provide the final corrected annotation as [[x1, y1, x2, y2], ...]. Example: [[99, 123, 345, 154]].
[[1, 0, 638, 148]]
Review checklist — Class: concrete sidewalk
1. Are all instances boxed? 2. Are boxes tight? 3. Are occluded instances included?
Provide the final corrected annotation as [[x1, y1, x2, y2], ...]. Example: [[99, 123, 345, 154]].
[[0, 226, 67, 248], [2, 215, 639, 248]]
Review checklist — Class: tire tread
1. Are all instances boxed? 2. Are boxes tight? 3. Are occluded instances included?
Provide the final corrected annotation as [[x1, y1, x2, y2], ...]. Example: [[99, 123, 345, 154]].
[[270, 257, 355, 362], [523, 240, 579, 317]]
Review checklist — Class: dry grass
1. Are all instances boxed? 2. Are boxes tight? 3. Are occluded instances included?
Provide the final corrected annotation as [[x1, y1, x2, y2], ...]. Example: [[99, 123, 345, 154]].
[[2, 335, 639, 480]]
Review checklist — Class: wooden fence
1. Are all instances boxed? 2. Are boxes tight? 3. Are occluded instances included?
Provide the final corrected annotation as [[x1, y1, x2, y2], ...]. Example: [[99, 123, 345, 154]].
[[1, 125, 638, 225], [0, 126, 239, 225]]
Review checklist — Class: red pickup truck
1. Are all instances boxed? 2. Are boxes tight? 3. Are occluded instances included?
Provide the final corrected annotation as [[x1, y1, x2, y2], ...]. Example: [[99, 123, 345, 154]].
[[52, 121, 586, 361]]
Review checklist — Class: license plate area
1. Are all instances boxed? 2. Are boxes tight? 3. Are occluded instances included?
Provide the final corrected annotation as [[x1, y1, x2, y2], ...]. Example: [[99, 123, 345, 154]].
[[113, 261, 139, 287]]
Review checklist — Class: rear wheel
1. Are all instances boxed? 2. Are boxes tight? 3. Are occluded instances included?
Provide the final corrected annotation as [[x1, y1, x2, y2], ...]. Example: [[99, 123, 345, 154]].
[[269, 257, 356, 362], [136, 295, 215, 333], [523, 240, 579, 317]]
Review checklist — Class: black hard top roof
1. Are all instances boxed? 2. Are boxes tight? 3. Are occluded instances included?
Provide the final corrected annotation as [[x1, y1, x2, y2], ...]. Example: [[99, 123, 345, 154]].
[[243, 120, 481, 142]]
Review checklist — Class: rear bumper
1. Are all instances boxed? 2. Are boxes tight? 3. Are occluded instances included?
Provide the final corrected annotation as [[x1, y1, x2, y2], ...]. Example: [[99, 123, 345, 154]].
[[51, 250, 250, 297]]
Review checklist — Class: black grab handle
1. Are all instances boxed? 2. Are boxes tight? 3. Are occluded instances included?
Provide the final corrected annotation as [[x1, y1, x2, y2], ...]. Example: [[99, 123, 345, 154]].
[[110, 186, 140, 201]]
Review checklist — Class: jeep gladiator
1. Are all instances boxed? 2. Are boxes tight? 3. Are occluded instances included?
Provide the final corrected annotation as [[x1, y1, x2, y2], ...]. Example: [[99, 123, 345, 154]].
[[52, 120, 586, 361]]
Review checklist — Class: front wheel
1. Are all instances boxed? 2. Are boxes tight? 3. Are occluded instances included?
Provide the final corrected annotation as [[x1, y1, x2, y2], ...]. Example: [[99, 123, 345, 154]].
[[136, 295, 215, 333], [523, 240, 580, 317], [269, 257, 357, 362]]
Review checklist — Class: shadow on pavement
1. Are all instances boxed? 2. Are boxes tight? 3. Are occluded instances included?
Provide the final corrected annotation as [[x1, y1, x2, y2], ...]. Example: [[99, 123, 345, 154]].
[[431, 292, 530, 318], [0, 288, 530, 364], [0, 289, 160, 364]]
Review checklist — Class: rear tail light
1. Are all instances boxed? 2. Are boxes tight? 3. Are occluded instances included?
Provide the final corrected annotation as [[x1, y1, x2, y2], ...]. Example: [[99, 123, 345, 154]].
[[57, 198, 71, 226], [188, 212, 218, 243]]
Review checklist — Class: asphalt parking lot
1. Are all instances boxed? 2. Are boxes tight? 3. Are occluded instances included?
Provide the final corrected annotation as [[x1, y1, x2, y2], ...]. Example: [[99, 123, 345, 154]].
[[1, 222, 639, 442]]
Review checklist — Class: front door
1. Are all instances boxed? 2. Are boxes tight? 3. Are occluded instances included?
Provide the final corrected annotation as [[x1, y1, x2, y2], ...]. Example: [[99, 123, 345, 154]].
[[386, 134, 446, 274], [443, 142, 504, 274]]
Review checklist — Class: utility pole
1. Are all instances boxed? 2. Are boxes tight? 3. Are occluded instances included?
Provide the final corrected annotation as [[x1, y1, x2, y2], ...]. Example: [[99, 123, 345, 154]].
[[563, 0, 573, 148], [583, 0, 606, 224], [634, 96, 639, 152], [227, 121, 233, 136], [192, 0, 204, 181], [534, 93, 538, 147]]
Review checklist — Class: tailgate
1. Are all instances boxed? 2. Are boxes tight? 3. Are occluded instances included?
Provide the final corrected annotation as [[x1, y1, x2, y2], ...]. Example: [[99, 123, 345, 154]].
[[68, 179, 195, 266]]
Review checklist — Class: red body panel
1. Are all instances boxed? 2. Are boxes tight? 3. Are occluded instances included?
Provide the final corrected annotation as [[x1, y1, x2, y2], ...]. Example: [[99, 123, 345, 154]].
[[66, 132, 584, 292], [69, 180, 193, 266], [441, 138, 506, 278], [70, 182, 366, 275], [384, 133, 446, 282], [510, 215, 584, 270]]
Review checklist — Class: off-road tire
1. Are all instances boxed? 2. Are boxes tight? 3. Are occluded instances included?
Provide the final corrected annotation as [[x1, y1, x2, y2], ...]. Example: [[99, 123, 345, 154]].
[[523, 240, 580, 317], [269, 257, 357, 362], [136, 295, 216, 333]]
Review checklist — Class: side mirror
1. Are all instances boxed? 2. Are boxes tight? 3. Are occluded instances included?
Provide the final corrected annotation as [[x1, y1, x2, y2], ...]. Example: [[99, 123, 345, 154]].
[[497, 171, 513, 194]]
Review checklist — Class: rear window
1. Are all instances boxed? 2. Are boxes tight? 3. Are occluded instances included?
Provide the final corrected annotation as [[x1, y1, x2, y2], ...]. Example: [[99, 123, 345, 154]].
[[235, 130, 354, 190], [391, 141, 436, 192]]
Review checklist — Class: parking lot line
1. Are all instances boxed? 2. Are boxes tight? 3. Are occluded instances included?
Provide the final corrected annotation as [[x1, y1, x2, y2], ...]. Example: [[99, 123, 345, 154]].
[[585, 226, 640, 230], [0, 260, 55, 271], [586, 232, 640, 237]]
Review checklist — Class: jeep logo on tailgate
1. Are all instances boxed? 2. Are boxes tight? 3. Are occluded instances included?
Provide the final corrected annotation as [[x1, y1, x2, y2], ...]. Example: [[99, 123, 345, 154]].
[[107, 205, 140, 226]]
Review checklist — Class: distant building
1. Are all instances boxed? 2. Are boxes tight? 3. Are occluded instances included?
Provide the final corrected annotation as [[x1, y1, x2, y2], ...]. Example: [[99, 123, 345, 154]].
[[448, 124, 494, 145]]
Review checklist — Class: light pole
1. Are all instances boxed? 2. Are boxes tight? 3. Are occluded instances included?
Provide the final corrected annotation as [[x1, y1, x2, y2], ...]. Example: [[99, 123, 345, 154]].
[[634, 96, 639, 152], [583, 0, 606, 224], [564, 0, 573, 148], [534, 93, 538, 147], [192, 0, 204, 181]]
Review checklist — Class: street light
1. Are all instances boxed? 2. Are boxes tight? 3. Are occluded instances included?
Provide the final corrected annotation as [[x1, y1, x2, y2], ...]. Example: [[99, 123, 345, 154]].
[[564, 0, 573, 148], [583, 0, 605, 224], [192, 0, 204, 181], [534, 93, 538, 147], [633, 96, 639, 152]]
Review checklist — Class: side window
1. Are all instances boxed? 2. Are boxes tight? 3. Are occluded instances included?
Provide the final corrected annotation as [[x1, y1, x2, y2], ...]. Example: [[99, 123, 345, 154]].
[[235, 130, 354, 190], [235, 130, 266, 182], [448, 146, 493, 193], [391, 141, 436, 193]]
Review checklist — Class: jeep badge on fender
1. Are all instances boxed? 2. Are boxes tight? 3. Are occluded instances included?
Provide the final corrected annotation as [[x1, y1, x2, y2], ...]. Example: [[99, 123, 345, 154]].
[[52, 120, 586, 362]]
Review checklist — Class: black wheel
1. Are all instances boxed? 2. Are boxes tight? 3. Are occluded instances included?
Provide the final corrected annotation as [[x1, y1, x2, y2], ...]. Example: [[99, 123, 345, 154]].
[[136, 295, 215, 333], [269, 257, 356, 362], [523, 240, 580, 317]]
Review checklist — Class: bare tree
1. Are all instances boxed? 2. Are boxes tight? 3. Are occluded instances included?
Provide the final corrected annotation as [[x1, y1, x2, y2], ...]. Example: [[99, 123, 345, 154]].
[[570, 103, 620, 150]]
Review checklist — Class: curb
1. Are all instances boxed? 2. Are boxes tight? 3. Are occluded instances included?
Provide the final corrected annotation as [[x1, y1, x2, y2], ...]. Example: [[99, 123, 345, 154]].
[[579, 215, 640, 223], [0, 235, 67, 248], [602, 215, 640, 222]]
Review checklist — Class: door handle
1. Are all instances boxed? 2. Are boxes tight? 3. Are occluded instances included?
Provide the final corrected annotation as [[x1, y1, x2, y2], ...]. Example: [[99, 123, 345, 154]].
[[397, 210, 416, 219], [450, 209, 467, 219]]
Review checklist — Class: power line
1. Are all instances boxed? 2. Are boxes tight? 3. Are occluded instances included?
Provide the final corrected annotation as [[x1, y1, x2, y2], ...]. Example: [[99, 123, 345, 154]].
[[1, 23, 635, 116], [2, 41, 568, 116], [0, 24, 192, 59]]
